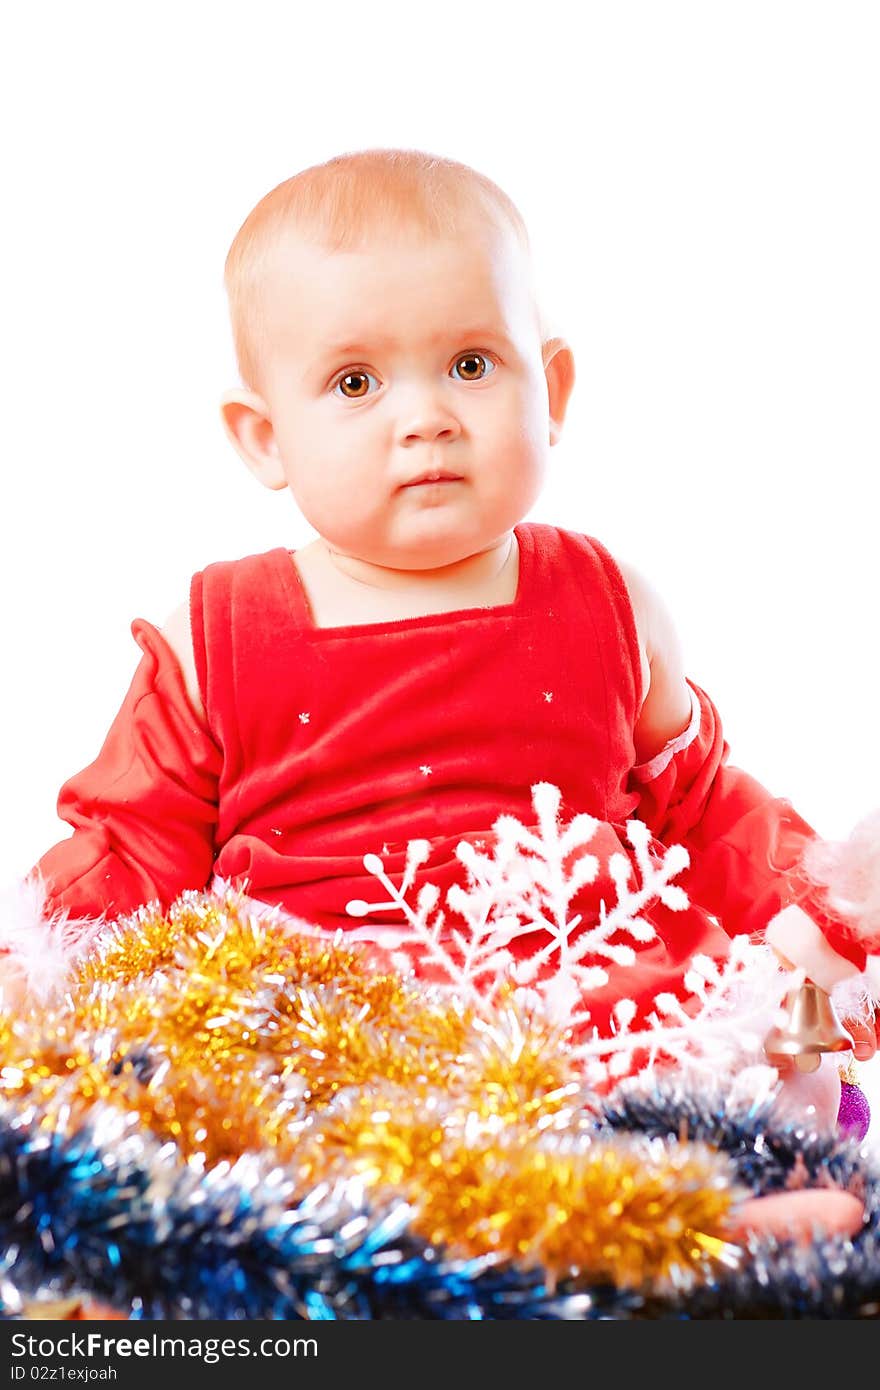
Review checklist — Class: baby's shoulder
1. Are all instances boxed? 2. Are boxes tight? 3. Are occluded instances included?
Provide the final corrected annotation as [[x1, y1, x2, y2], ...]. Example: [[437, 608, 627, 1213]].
[[611, 554, 694, 744], [159, 599, 204, 719], [612, 557, 652, 642], [609, 556, 652, 703]]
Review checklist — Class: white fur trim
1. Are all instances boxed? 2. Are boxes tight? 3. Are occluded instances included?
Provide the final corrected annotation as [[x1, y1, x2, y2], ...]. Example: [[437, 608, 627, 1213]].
[[630, 685, 702, 784], [765, 903, 861, 994], [864, 956, 880, 1002], [830, 971, 875, 1025], [0, 875, 105, 1004]]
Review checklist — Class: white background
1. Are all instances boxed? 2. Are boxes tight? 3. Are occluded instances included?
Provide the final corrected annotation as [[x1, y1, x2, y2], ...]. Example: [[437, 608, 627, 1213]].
[[2, 3, 878, 1110]]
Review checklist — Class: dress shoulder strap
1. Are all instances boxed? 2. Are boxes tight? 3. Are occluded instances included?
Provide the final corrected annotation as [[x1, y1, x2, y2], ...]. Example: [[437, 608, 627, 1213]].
[[522, 523, 643, 717], [581, 532, 644, 713], [189, 547, 295, 733]]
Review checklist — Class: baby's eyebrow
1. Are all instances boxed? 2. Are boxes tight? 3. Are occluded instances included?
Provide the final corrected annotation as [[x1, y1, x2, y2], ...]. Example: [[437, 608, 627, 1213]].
[[318, 328, 513, 361]]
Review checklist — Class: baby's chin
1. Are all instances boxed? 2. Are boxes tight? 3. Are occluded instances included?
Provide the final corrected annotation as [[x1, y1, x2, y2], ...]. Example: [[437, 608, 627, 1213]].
[[340, 522, 513, 573]]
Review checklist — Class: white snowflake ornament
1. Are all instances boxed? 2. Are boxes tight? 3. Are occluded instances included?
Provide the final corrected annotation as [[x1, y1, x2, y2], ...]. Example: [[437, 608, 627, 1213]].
[[342, 781, 788, 1089]]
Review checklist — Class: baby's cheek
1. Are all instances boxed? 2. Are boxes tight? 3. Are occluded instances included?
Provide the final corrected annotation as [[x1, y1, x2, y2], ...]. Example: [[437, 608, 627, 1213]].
[[771, 1053, 843, 1134]]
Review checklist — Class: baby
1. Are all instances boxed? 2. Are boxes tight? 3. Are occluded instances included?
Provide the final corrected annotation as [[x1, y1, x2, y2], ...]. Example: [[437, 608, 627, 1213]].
[[6, 149, 876, 1238]]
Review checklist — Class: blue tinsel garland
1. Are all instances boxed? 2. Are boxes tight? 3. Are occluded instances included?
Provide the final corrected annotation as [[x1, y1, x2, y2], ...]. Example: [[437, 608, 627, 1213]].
[[1, 1080, 878, 1321]]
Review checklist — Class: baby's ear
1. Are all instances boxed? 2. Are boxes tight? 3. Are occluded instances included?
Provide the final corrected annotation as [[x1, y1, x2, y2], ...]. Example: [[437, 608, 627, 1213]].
[[219, 389, 287, 490], [541, 338, 576, 445]]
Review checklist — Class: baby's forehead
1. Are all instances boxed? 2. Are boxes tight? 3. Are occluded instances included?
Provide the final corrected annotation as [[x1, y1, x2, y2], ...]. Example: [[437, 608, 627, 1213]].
[[273, 214, 521, 273], [251, 219, 543, 367], [264, 222, 531, 312]]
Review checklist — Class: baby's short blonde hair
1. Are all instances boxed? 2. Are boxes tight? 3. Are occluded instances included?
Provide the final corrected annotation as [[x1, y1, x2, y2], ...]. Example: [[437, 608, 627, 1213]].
[[224, 148, 534, 393]]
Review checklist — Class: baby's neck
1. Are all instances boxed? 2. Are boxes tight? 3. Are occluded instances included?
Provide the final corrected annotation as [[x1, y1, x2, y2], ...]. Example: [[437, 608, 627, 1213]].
[[323, 534, 516, 594], [293, 532, 519, 628]]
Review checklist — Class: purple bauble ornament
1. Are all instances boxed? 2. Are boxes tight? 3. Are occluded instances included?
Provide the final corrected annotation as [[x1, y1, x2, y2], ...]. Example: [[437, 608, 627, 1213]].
[[837, 1081, 871, 1140]]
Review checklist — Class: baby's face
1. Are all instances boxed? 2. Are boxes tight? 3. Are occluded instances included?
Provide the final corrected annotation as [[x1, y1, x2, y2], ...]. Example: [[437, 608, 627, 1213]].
[[253, 221, 560, 570]]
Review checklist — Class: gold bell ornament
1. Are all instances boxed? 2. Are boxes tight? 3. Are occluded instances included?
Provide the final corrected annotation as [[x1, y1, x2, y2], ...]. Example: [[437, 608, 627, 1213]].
[[763, 976, 853, 1073]]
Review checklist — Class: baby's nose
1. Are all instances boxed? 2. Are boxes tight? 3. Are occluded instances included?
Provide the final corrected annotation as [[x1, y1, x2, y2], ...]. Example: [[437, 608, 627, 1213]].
[[398, 393, 462, 445], [403, 420, 459, 445]]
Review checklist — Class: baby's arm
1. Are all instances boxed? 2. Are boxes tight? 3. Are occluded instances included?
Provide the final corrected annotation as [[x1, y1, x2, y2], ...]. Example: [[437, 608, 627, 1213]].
[[616, 560, 693, 763], [618, 561, 867, 993], [159, 599, 206, 720]]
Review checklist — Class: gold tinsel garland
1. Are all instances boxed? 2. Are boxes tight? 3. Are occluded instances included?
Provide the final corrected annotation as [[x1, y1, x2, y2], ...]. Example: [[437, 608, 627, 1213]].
[[0, 888, 745, 1290]]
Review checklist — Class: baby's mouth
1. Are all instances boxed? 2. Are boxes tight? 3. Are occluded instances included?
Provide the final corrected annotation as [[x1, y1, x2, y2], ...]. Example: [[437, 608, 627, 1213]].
[[403, 470, 464, 487]]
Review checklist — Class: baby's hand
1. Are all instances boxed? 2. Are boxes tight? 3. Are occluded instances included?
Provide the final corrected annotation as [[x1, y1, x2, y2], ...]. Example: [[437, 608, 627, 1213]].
[[842, 1015, 878, 1062]]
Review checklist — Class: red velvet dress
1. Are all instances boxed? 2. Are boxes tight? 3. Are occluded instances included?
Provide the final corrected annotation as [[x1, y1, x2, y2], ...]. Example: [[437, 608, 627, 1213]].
[[31, 524, 861, 1036]]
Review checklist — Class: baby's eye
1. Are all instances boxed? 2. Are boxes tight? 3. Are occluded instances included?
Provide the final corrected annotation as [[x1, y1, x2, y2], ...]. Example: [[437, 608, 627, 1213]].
[[450, 353, 496, 383], [334, 370, 380, 399]]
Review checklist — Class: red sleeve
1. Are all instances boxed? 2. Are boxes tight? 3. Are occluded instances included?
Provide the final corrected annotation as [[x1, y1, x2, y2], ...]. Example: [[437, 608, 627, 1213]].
[[629, 680, 866, 970], [29, 619, 222, 929]]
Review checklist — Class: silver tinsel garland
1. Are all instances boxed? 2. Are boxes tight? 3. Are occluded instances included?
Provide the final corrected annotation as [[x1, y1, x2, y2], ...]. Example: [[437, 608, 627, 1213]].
[[1, 1080, 878, 1320], [0, 885, 876, 1320]]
